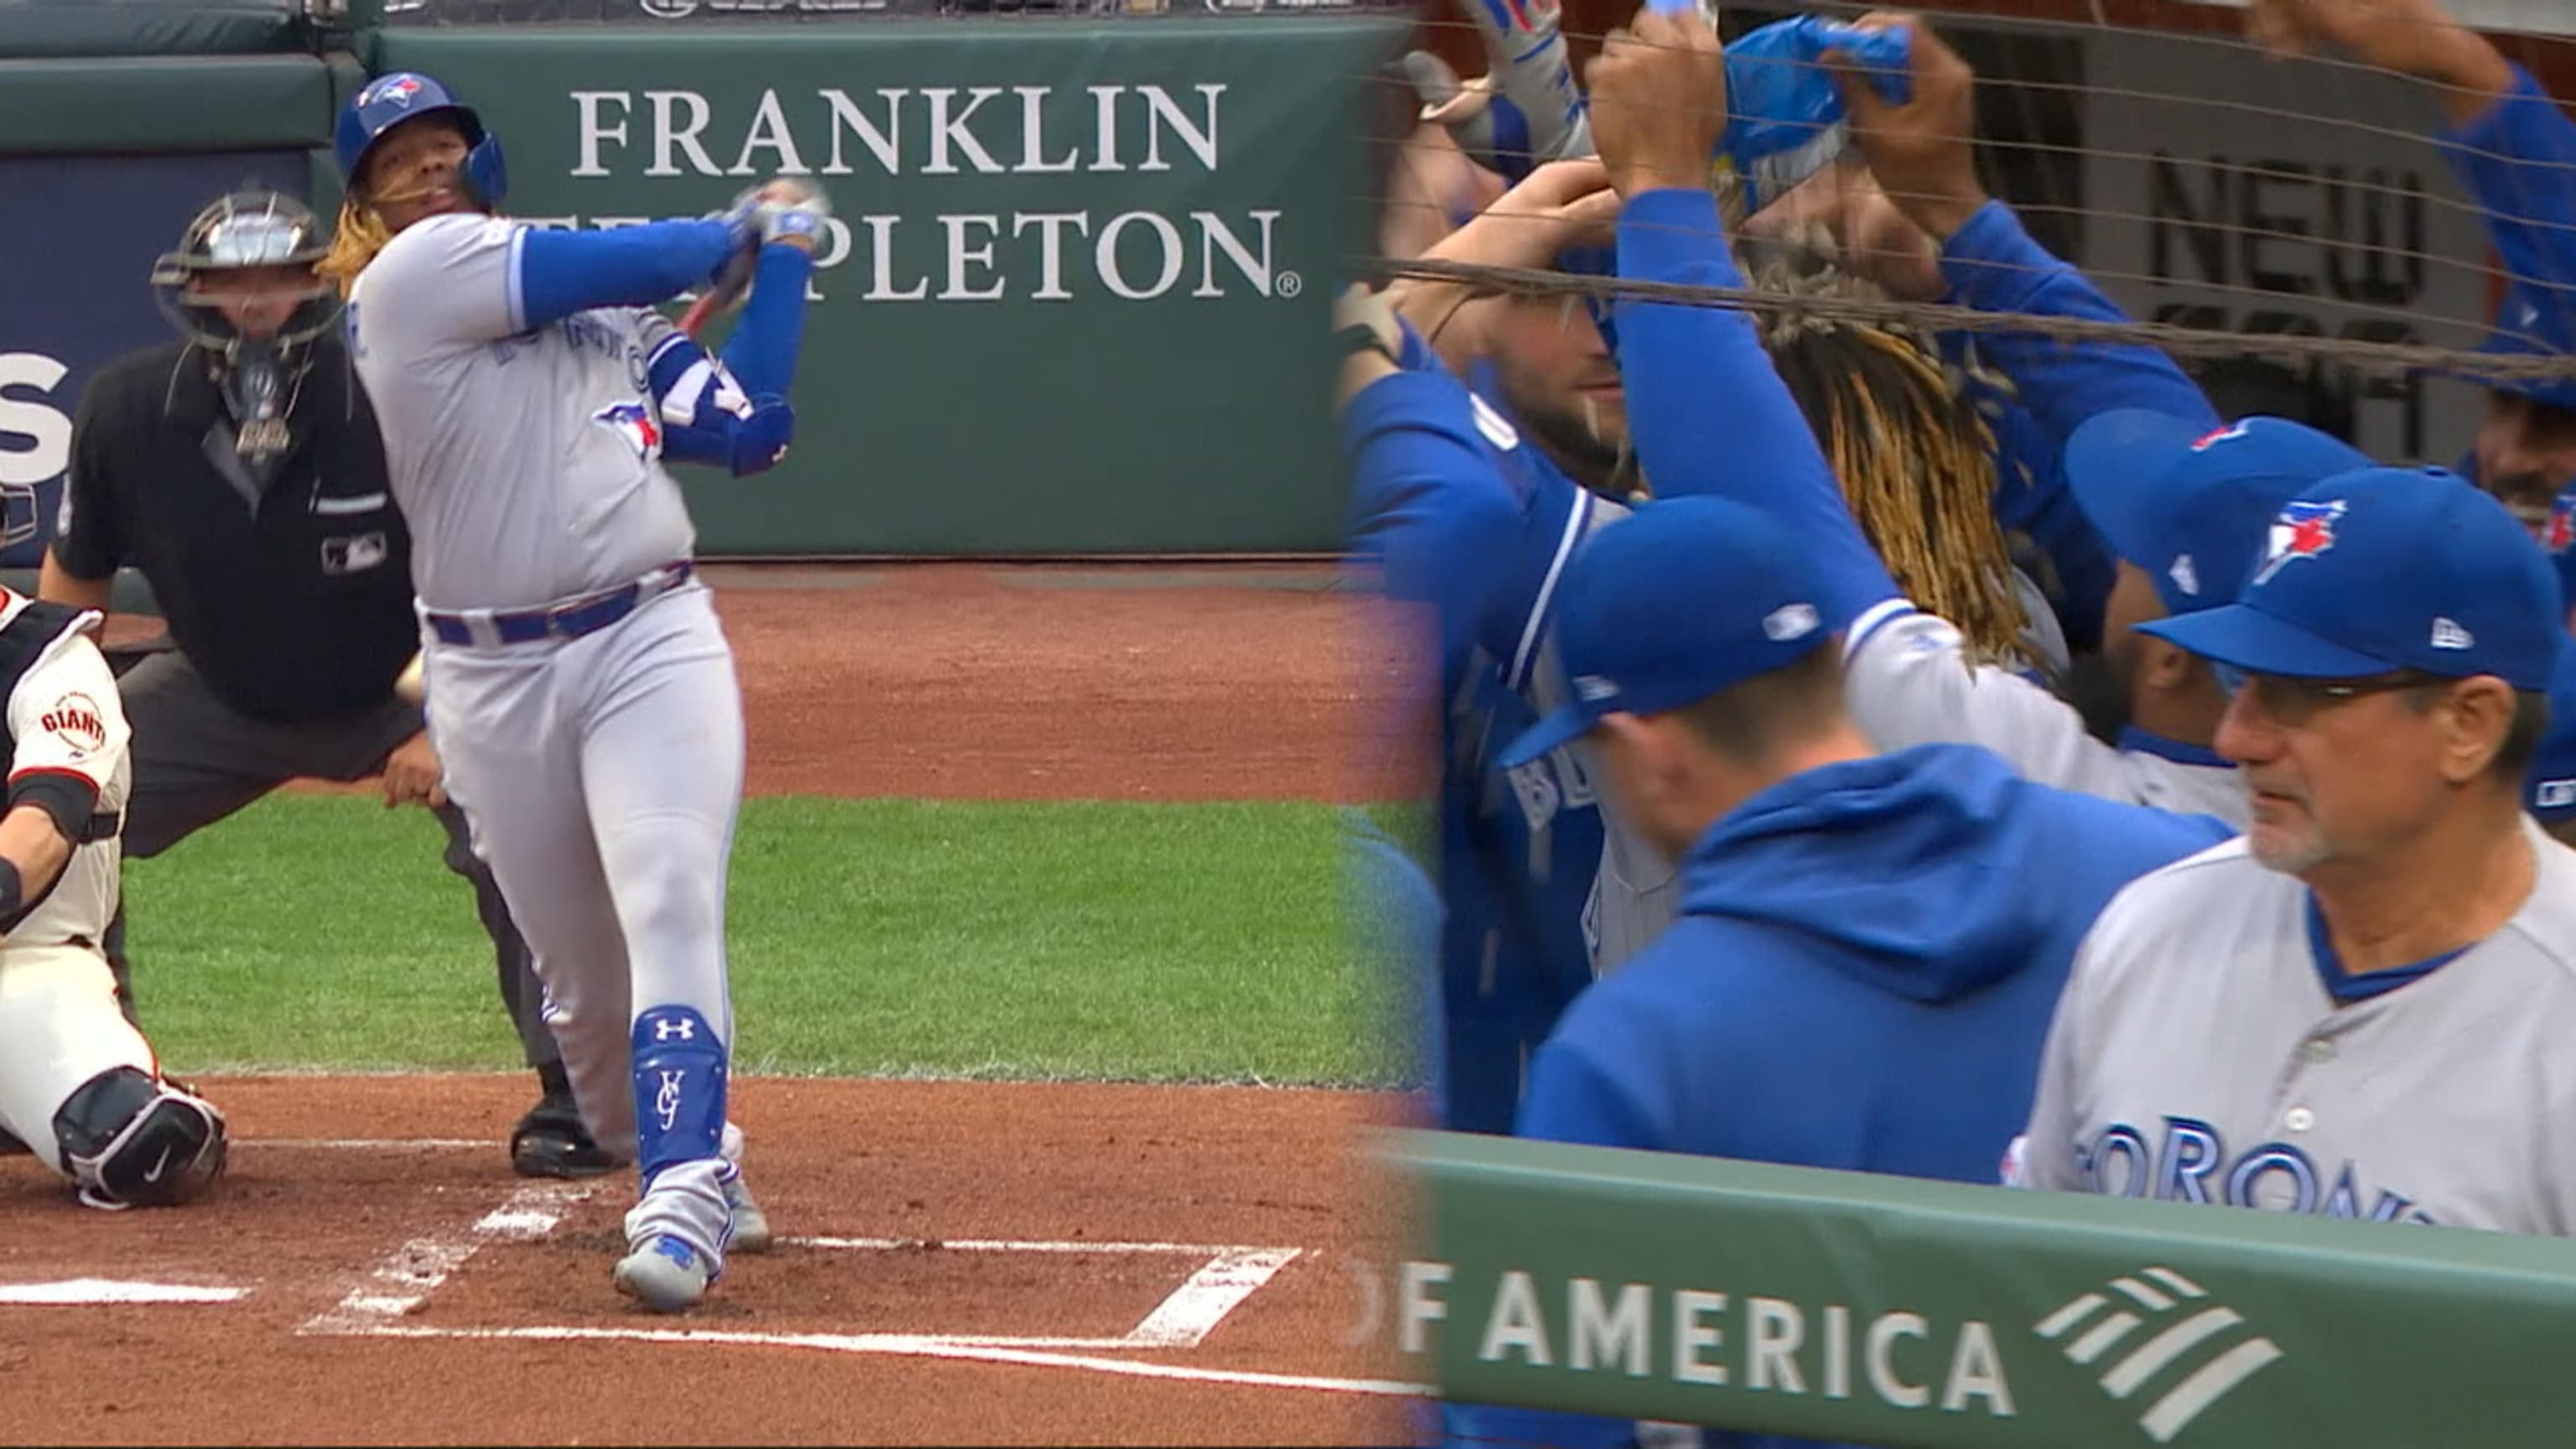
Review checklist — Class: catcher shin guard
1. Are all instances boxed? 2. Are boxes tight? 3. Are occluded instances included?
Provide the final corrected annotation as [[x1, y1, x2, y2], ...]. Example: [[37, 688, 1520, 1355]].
[[631, 1005, 726, 1185], [54, 1067, 227, 1209]]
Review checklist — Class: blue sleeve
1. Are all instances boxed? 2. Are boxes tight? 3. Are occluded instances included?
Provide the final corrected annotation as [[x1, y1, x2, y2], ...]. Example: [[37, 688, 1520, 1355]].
[[716, 243, 813, 401], [2438, 66, 2576, 330], [518, 221, 741, 333], [1936, 201, 2217, 444], [1612, 187, 1899, 626], [641, 243, 812, 477], [1341, 369, 1524, 693], [1937, 200, 2210, 652]]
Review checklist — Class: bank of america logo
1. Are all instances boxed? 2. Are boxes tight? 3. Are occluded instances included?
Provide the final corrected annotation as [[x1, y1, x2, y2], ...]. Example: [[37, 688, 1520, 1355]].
[[2033, 1267, 2283, 1443]]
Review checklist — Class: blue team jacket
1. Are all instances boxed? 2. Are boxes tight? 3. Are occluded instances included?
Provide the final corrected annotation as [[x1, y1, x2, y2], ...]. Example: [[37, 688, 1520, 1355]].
[[1337, 348, 1611, 1135], [1443, 743, 2231, 1449]]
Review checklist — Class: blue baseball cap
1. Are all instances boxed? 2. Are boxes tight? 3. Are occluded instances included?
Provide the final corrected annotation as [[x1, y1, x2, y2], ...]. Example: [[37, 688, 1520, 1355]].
[[1496, 495, 1834, 769], [2470, 280, 2576, 414], [2526, 642, 2576, 823], [2063, 410, 2372, 618], [2137, 465, 2565, 692]]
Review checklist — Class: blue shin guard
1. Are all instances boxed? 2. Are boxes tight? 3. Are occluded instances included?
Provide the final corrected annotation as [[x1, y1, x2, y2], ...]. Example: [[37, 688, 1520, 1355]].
[[631, 1005, 728, 1187]]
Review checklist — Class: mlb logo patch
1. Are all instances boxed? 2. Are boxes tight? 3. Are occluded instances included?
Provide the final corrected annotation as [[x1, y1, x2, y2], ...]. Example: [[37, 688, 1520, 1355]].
[[2547, 493, 2575, 555], [592, 401, 663, 462], [2251, 499, 2346, 587], [320, 531, 389, 577]]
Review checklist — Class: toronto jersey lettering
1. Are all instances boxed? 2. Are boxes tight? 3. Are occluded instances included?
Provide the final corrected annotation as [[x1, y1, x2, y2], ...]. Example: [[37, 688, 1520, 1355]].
[[2072, 1113, 2434, 1224], [2018, 828, 2576, 1237]]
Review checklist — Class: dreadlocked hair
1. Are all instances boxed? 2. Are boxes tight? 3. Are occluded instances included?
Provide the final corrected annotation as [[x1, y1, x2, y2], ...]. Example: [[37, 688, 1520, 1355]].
[[316, 195, 395, 299], [1743, 252, 2033, 670]]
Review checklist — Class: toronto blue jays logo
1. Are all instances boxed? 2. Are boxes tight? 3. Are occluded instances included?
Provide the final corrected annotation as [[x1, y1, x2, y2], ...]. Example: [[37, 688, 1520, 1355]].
[[592, 401, 663, 462], [2547, 493, 2575, 555], [2251, 499, 2346, 587], [371, 75, 423, 108]]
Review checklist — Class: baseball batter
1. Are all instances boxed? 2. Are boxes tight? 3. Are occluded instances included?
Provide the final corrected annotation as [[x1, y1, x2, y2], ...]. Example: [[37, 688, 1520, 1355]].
[[323, 71, 821, 1310], [2015, 467, 2576, 1234], [0, 588, 227, 1210]]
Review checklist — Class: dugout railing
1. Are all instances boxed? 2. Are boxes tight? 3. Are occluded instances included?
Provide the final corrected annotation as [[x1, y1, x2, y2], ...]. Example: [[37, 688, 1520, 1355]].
[[1389, 1128, 2576, 1446]]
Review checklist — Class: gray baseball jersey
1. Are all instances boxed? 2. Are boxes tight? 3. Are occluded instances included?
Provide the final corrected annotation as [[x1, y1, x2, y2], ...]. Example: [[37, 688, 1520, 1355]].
[[346, 214, 695, 612], [1581, 578, 2081, 977], [1843, 598, 2249, 828], [2013, 821, 2576, 1235]]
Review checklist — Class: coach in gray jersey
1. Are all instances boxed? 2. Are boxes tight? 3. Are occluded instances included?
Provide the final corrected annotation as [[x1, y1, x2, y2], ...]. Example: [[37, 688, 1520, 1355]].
[[2015, 464, 2576, 1233]]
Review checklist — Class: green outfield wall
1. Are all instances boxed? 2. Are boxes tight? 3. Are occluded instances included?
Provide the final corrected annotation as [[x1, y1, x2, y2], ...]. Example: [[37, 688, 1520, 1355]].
[[1389, 1129, 2576, 1447]]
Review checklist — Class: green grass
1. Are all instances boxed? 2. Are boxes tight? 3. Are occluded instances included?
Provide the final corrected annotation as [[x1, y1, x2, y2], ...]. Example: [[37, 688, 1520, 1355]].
[[122, 795, 1415, 1088]]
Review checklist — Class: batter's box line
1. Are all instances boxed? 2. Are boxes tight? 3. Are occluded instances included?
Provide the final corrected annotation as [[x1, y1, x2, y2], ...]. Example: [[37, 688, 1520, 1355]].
[[787, 1238, 1304, 1350], [299, 1181, 592, 1336], [336, 1323, 1434, 1399]]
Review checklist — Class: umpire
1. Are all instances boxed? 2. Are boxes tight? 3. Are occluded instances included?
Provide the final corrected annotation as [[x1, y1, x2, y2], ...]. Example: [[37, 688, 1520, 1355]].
[[36, 190, 606, 1180]]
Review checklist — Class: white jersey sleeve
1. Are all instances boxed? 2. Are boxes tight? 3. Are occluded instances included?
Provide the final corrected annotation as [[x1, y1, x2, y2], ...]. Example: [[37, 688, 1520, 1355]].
[[1842, 600, 2246, 825], [2012, 912, 2110, 1192], [8, 624, 128, 794], [351, 214, 527, 356]]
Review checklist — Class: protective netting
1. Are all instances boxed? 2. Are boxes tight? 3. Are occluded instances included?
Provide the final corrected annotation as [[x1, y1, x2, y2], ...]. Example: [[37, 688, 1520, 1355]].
[[1359, 0, 2576, 464]]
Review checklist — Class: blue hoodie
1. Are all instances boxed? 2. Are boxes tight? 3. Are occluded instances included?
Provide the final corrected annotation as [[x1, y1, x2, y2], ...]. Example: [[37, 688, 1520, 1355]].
[[1442, 743, 2231, 1449]]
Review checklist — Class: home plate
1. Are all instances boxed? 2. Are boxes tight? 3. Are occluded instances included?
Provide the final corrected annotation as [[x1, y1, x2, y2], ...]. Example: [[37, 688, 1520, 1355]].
[[0, 1279, 249, 1305]]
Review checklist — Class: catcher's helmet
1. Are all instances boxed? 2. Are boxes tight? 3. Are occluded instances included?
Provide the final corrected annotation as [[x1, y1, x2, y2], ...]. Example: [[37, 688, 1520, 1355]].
[[148, 190, 343, 354], [335, 70, 509, 210]]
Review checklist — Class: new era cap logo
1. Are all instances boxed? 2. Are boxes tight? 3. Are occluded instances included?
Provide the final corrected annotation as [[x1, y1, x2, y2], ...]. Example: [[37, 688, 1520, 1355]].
[[2431, 617, 2473, 650], [2251, 500, 2346, 587], [2034, 1267, 2283, 1443], [1763, 603, 1821, 642], [1573, 674, 1619, 703], [2168, 553, 2199, 598]]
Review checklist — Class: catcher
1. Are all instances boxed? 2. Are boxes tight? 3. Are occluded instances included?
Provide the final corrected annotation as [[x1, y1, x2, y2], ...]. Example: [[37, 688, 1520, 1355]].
[[0, 582, 226, 1210]]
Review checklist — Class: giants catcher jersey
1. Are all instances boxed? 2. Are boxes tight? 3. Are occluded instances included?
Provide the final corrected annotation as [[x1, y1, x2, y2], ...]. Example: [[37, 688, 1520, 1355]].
[[2015, 823, 2576, 1235], [1842, 599, 2250, 828], [345, 214, 697, 613], [0, 593, 129, 950]]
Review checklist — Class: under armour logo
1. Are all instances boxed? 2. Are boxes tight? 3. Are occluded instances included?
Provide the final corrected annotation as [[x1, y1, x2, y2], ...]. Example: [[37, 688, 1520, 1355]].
[[654, 1018, 695, 1041], [655, 1069, 685, 1131]]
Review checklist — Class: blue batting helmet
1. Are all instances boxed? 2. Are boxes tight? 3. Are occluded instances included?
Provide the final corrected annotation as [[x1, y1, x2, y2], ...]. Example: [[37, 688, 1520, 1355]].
[[335, 71, 508, 210]]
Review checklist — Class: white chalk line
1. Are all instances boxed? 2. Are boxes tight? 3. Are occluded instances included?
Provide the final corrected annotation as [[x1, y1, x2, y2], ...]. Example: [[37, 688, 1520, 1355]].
[[334, 1322, 1431, 1397], [794, 1235, 1267, 1255], [1126, 1249, 1305, 1348], [0, 1279, 249, 1305], [298, 1181, 589, 1335], [267, 1148, 1351, 1390]]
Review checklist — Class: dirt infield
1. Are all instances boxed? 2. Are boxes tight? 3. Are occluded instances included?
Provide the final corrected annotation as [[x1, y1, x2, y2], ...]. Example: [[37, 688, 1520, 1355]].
[[5, 564, 1426, 1446]]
